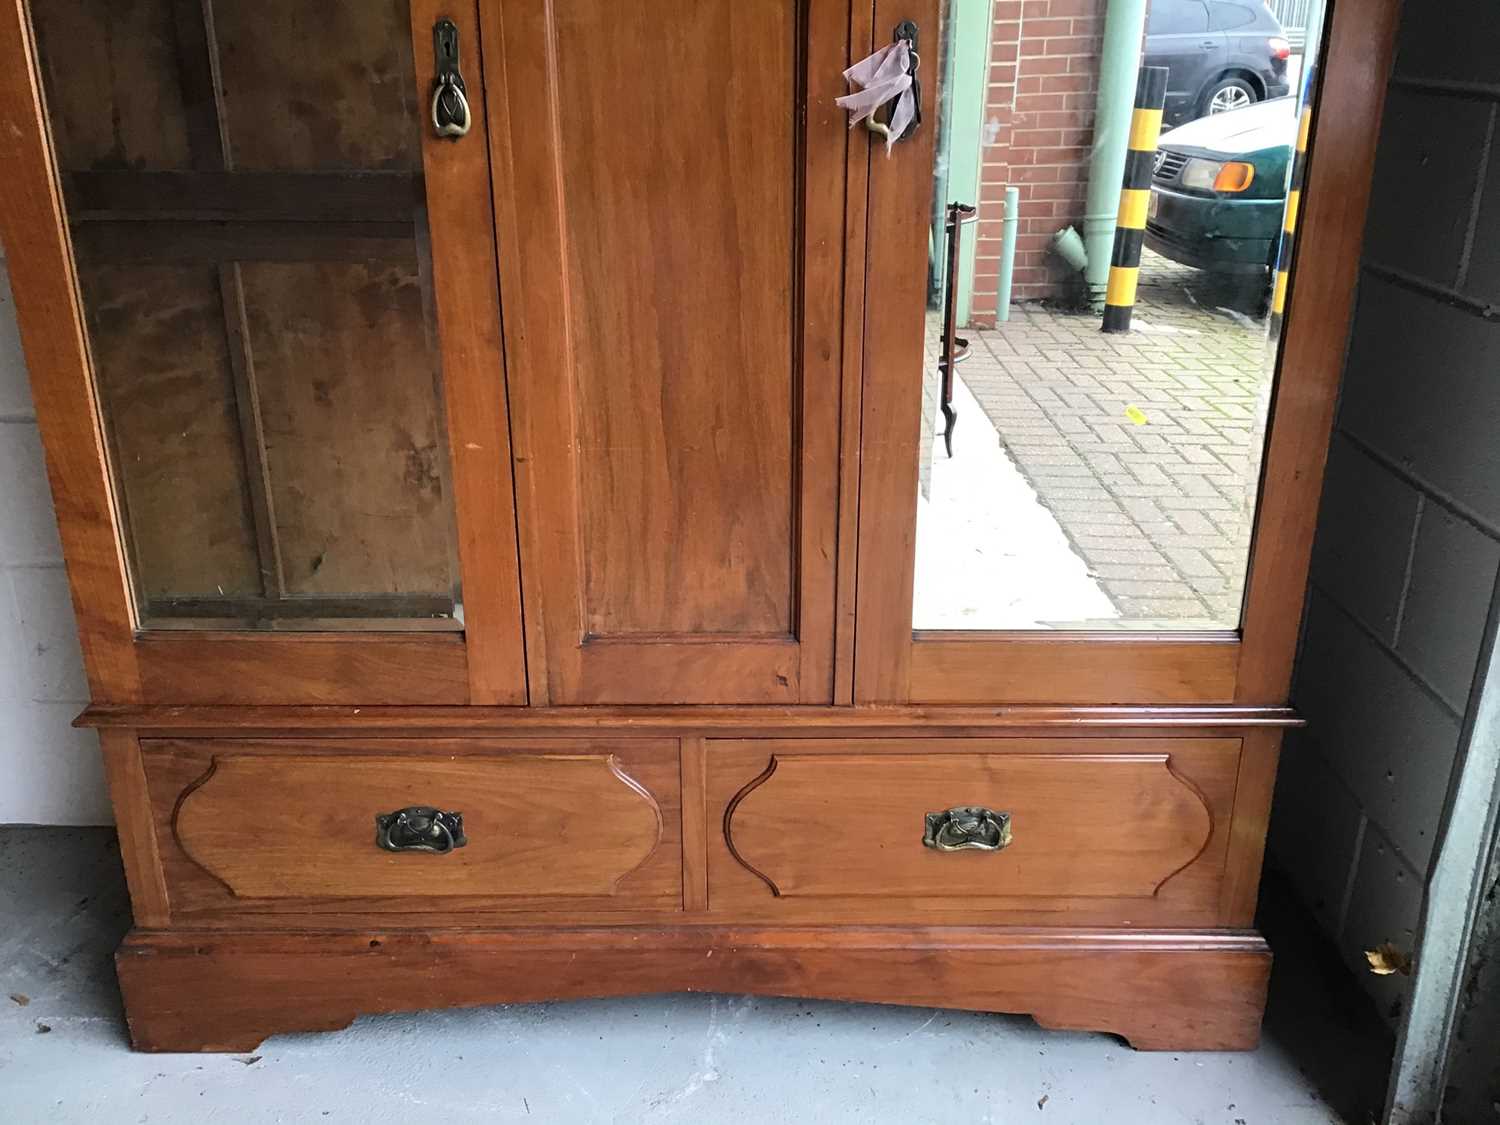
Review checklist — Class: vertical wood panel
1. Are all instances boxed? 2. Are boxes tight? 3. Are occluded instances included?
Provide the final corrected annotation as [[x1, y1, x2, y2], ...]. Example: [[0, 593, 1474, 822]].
[[0, 0, 141, 699], [851, 0, 942, 703], [169, 0, 228, 169], [796, 0, 856, 703], [1235, 0, 1402, 702], [680, 737, 709, 912], [218, 262, 284, 597], [479, 0, 564, 704], [483, 0, 849, 704], [1218, 728, 1283, 925], [833, 3, 875, 706], [177, 6, 285, 600], [99, 729, 171, 927], [562, 3, 794, 640], [81, 263, 262, 599], [241, 259, 458, 599], [210, 0, 420, 172], [408, 0, 528, 703]]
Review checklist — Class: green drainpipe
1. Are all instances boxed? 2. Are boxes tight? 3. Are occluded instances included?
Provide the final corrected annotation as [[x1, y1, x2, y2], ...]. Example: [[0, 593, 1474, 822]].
[[948, 0, 995, 327], [997, 186, 1019, 322], [1082, 0, 1151, 310]]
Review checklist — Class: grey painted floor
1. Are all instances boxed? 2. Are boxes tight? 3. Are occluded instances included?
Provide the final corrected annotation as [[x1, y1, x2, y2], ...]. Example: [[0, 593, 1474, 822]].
[[0, 828, 1391, 1124]]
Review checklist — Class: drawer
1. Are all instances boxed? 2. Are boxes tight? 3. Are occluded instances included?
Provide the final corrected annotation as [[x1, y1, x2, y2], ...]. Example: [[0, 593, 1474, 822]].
[[141, 738, 681, 920], [706, 738, 1240, 924]]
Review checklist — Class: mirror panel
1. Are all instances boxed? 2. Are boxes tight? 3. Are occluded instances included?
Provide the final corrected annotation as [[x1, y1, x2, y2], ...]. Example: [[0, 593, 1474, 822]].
[[912, 0, 1322, 632]]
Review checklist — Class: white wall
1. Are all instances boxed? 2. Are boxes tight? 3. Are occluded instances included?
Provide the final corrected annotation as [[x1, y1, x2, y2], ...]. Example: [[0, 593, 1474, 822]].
[[0, 256, 109, 824]]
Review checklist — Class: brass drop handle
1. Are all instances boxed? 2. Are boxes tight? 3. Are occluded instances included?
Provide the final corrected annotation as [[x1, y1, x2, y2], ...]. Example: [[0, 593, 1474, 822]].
[[923, 806, 1012, 852], [375, 806, 467, 854], [869, 21, 922, 143], [839, 21, 922, 145], [430, 19, 471, 138]]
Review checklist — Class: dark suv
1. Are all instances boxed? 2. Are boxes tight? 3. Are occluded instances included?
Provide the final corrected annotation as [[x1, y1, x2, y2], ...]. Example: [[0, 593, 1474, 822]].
[[1145, 0, 1291, 125]]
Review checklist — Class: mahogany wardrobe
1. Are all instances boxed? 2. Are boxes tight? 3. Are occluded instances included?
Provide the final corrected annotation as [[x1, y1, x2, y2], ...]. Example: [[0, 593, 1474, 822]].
[[0, 0, 1396, 1050]]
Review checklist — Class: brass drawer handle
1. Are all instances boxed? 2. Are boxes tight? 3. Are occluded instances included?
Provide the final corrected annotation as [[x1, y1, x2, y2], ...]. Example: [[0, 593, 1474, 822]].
[[923, 807, 1012, 852], [375, 807, 467, 854]]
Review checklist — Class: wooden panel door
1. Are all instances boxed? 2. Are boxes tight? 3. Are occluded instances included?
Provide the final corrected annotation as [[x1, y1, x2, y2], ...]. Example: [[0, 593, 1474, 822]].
[[482, 1, 855, 704]]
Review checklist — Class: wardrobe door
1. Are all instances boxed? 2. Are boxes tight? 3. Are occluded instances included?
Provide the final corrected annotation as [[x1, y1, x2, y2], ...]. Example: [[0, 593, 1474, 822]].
[[21, 0, 526, 704], [482, 1, 856, 705], [852, 0, 1385, 706]]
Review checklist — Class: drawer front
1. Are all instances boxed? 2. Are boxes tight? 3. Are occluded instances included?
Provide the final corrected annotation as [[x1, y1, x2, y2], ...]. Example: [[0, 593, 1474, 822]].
[[142, 738, 680, 919], [707, 738, 1240, 924]]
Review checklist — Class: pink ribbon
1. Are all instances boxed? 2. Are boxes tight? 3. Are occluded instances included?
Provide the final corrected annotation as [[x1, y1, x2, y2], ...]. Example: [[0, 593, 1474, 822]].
[[836, 41, 915, 154]]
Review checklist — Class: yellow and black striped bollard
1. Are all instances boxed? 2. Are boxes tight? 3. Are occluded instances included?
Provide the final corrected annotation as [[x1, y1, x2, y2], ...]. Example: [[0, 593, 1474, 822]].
[[1102, 65, 1169, 334], [1269, 66, 1316, 340]]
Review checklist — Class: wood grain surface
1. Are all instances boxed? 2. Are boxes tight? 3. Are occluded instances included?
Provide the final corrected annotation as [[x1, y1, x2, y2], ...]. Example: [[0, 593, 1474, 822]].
[[482, 0, 853, 703], [116, 925, 1272, 1053], [142, 738, 681, 917]]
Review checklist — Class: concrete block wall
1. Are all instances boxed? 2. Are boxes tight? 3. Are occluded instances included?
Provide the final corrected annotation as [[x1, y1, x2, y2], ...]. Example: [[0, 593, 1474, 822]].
[[0, 256, 107, 825], [1269, 0, 1500, 1027]]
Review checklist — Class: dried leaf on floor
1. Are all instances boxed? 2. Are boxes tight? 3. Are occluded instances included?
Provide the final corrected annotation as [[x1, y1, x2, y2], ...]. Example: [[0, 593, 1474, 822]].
[[1365, 943, 1413, 976]]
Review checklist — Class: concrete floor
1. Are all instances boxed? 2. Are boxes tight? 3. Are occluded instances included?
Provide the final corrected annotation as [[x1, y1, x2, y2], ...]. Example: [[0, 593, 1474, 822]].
[[0, 827, 1391, 1124]]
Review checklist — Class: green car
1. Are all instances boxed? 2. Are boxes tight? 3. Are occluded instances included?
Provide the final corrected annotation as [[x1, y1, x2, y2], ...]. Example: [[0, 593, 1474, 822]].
[[1145, 96, 1296, 274]]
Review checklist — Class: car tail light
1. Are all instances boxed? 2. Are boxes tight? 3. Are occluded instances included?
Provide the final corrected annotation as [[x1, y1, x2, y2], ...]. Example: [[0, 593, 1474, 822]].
[[1269, 36, 1291, 60], [1213, 162, 1256, 192]]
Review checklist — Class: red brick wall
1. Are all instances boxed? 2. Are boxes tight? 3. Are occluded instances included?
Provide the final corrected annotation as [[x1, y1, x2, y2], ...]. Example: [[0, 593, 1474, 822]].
[[970, 0, 1108, 323]]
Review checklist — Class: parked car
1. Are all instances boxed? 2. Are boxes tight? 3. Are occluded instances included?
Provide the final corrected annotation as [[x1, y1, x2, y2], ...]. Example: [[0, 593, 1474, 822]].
[[1145, 0, 1292, 125], [1144, 96, 1295, 273]]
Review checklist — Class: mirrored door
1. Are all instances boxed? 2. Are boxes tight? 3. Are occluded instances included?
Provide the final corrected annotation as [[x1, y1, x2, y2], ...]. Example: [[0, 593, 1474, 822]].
[[910, 0, 1323, 633], [854, 0, 1378, 704]]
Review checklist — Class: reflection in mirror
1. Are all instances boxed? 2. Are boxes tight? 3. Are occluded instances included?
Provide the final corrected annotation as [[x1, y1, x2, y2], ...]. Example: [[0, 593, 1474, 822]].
[[29, 0, 463, 632], [913, 0, 1323, 632]]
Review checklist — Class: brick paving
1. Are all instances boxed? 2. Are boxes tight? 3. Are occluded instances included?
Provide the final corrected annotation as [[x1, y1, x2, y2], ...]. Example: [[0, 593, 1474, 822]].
[[957, 250, 1275, 627]]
